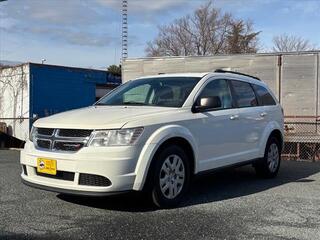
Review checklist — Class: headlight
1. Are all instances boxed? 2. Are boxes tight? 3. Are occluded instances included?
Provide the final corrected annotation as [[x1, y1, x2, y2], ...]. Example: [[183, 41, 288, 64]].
[[88, 127, 144, 147], [29, 126, 36, 142]]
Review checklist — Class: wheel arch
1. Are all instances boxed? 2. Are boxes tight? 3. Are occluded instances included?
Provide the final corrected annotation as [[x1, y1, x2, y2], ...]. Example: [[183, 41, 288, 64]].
[[269, 129, 283, 151], [151, 137, 196, 175], [132, 125, 197, 191], [259, 121, 284, 157]]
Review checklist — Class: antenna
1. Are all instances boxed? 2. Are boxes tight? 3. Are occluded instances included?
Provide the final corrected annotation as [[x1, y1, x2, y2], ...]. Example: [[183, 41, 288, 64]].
[[122, 0, 128, 62]]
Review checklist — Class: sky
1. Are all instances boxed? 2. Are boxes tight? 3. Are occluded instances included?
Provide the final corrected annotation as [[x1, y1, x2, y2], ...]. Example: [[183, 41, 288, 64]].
[[0, 0, 319, 69]]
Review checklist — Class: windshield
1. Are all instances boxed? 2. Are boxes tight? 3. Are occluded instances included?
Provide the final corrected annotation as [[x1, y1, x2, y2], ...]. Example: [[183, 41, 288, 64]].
[[96, 77, 201, 108]]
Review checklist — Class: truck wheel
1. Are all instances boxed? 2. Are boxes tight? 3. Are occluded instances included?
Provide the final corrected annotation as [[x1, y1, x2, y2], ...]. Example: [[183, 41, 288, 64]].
[[150, 145, 190, 208], [255, 136, 281, 178]]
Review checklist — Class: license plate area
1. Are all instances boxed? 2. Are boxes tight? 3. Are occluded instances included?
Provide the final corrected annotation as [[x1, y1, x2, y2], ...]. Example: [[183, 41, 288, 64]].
[[37, 158, 57, 175]]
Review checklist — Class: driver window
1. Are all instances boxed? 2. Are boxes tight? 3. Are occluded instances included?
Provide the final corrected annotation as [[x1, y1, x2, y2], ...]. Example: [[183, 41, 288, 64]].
[[199, 79, 232, 109]]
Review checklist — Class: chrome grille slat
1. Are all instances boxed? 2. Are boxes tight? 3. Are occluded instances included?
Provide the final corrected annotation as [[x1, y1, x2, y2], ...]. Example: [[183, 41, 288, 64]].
[[34, 128, 92, 152], [36, 139, 51, 149], [37, 128, 55, 137], [57, 129, 93, 138]]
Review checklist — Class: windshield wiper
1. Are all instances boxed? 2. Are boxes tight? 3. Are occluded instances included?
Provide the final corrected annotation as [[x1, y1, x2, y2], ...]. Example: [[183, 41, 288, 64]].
[[95, 102, 150, 106], [122, 101, 149, 106]]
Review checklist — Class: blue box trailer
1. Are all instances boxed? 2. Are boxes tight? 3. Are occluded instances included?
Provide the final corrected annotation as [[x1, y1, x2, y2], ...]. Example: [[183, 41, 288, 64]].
[[0, 63, 121, 142], [30, 63, 121, 120]]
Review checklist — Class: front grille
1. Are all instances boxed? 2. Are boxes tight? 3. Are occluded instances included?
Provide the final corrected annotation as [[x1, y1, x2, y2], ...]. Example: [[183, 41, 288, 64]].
[[34, 128, 92, 152], [53, 141, 84, 151], [79, 173, 111, 187], [37, 139, 51, 149], [58, 129, 92, 138], [37, 128, 54, 136], [35, 169, 75, 181]]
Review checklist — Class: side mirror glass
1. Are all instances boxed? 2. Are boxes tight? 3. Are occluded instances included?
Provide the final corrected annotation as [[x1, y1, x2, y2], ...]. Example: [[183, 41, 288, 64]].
[[193, 96, 222, 112]]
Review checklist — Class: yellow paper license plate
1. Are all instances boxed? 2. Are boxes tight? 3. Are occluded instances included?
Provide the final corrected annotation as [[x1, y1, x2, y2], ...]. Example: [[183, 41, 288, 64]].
[[37, 158, 57, 175]]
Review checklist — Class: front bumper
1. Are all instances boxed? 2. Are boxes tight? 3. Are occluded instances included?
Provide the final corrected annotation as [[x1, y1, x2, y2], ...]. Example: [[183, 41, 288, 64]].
[[21, 178, 130, 196], [20, 141, 143, 195]]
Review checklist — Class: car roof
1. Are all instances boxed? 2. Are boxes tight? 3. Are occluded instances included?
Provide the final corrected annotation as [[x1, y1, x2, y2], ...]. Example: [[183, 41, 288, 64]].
[[136, 73, 209, 79], [207, 72, 268, 87], [136, 72, 266, 85]]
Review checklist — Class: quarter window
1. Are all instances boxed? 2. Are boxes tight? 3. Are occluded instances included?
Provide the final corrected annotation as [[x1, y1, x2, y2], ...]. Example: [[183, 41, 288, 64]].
[[198, 79, 233, 109], [252, 84, 276, 106], [231, 80, 258, 108]]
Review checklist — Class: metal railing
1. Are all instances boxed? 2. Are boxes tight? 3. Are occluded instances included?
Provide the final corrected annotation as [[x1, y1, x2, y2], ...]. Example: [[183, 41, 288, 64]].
[[283, 121, 320, 161]]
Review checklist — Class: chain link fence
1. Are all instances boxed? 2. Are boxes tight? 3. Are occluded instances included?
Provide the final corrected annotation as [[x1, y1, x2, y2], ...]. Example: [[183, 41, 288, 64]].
[[283, 120, 320, 161]]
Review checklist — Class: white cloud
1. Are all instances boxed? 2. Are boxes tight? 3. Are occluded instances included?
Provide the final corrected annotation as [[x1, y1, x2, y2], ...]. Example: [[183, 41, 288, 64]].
[[0, 0, 196, 48], [288, 0, 320, 14], [1, 0, 106, 26], [95, 0, 191, 13], [0, 0, 121, 47]]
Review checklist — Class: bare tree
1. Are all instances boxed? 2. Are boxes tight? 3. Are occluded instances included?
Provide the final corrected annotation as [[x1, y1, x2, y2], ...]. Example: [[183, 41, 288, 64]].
[[0, 65, 28, 136], [146, 1, 260, 57], [272, 34, 316, 52], [226, 20, 260, 54]]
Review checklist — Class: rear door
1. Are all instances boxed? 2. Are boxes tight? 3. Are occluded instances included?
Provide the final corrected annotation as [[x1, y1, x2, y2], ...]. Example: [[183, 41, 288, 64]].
[[252, 83, 278, 113], [230, 80, 264, 161], [251, 83, 279, 144]]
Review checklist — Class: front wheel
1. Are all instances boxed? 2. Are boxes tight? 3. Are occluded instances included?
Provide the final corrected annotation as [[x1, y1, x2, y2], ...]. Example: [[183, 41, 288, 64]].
[[254, 137, 281, 178], [150, 145, 190, 208]]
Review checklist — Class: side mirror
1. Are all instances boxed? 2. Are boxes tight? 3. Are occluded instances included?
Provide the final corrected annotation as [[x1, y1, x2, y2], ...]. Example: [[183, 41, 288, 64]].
[[192, 96, 222, 113]]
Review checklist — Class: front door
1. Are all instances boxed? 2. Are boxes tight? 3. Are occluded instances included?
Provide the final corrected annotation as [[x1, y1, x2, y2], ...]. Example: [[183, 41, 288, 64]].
[[187, 79, 243, 172]]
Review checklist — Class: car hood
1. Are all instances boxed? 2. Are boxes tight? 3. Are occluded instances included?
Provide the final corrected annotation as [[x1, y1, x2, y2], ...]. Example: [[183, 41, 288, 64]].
[[34, 106, 177, 129]]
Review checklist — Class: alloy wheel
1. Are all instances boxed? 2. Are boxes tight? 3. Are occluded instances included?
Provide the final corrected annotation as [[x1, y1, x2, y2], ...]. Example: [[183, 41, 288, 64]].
[[267, 143, 279, 173], [159, 154, 185, 199]]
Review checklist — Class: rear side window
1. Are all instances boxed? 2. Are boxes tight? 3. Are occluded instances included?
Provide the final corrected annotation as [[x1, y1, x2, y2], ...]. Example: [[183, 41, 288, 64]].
[[231, 80, 258, 107], [252, 84, 276, 106]]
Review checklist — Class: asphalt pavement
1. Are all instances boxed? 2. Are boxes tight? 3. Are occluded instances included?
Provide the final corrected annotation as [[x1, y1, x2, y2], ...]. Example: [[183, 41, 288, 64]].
[[1, 150, 320, 240]]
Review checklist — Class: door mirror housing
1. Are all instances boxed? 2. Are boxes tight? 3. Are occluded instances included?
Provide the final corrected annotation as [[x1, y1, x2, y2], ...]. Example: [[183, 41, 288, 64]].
[[192, 96, 222, 113]]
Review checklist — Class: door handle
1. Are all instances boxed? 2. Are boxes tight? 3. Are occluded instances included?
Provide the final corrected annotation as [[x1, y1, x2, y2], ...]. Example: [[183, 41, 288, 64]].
[[260, 112, 267, 117], [230, 114, 239, 120]]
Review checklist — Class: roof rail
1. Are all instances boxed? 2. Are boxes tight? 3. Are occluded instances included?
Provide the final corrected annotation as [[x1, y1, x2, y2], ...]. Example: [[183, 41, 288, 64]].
[[214, 69, 261, 81]]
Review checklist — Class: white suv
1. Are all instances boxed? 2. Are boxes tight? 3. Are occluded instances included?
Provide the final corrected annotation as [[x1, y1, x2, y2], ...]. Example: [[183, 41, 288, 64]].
[[21, 70, 284, 208]]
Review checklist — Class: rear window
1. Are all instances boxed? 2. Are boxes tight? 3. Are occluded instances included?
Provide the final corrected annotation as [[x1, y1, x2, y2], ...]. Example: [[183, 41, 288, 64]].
[[231, 80, 258, 107], [252, 84, 276, 106]]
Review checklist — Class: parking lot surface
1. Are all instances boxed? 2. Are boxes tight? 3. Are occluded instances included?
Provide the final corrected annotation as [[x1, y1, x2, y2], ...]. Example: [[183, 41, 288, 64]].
[[1, 150, 320, 240]]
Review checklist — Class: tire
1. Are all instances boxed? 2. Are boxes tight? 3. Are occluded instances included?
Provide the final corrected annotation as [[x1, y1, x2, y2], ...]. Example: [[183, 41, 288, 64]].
[[254, 136, 281, 178], [149, 145, 190, 208]]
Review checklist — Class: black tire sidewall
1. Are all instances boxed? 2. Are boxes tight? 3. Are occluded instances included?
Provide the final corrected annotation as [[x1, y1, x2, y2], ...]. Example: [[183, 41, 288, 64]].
[[151, 145, 190, 208], [256, 136, 281, 178]]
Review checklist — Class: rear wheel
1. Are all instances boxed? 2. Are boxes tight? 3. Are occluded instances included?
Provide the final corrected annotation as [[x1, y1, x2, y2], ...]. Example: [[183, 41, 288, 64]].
[[255, 136, 281, 178], [150, 145, 190, 208]]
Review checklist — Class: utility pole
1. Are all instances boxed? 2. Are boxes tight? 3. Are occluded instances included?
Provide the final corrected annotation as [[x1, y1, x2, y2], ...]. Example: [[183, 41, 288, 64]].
[[122, 0, 128, 62]]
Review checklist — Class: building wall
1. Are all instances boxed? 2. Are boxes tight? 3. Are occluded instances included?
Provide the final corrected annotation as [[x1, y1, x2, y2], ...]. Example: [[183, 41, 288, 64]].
[[281, 54, 319, 118], [122, 52, 320, 119], [0, 64, 30, 141], [123, 54, 278, 95]]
